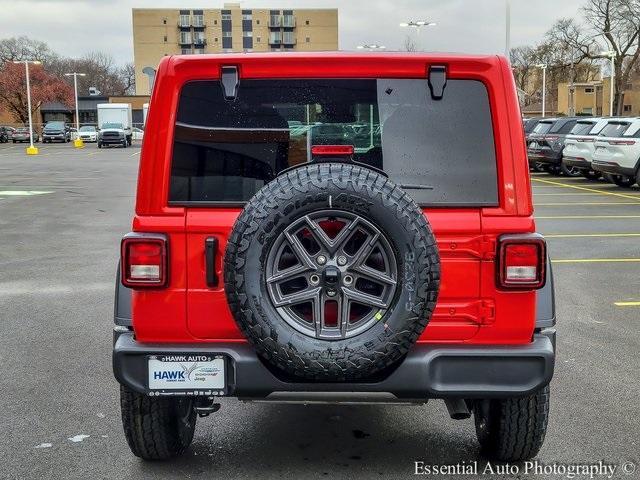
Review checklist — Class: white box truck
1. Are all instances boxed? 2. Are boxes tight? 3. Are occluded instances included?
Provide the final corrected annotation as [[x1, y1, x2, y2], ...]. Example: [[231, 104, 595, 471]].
[[97, 103, 132, 148]]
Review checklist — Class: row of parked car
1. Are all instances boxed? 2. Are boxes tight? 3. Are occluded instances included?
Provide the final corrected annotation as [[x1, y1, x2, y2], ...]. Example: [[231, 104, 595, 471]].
[[0, 123, 144, 145], [524, 116, 640, 188]]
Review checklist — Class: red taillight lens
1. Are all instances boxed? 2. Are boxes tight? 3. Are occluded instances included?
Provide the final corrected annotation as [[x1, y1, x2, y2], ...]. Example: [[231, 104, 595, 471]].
[[121, 234, 168, 288], [497, 235, 546, 289], [311, 145, 355, 156]]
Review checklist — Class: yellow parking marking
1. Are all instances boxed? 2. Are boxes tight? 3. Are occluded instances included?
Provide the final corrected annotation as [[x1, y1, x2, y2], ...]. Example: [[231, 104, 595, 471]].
[[545, 233, 640, 238], [536, 202, 640, 206], [532, 177, 640, 201], [87, 152, 99, 156], [537, 215, 640, 219], [552, 258, 640, 264], [129, 151, 139, 157], [614, 302, 640, 307]]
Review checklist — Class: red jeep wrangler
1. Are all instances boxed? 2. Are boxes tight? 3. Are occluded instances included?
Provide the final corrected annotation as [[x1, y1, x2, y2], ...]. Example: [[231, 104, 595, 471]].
[[113, 52, 555, 462]]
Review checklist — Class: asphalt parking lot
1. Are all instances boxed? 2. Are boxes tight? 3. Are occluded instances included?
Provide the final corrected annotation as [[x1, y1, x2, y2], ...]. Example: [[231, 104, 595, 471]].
[[0, 142, 639, 480]]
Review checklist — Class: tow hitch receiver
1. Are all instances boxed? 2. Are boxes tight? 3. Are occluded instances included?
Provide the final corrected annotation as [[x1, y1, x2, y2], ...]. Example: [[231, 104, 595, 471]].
[[194, 398, 221, 418]]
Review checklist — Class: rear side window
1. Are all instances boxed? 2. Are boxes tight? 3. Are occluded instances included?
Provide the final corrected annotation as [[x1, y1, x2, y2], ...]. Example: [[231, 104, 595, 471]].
[[170, 78, 498, 206], [599, 122, 631, 137], [569, 122, 595, 135], [532, 122, 552, 134], [555, 120, 576, 134]]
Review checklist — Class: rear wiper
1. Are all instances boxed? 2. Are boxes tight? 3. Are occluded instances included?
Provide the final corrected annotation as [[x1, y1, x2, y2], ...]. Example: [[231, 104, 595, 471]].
[[399, 184, 434, 190]]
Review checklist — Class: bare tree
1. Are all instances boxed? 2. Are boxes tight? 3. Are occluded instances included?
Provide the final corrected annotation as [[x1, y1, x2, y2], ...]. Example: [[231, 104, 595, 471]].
[[0, 36, 56, 64], [119, 63, 136, 95], [403, 35, 418, 52], [546, 0, 640, 114]]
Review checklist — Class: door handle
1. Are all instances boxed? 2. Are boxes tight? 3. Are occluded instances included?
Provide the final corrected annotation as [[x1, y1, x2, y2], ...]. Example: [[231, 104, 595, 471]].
[[205, 237, 218, 287]]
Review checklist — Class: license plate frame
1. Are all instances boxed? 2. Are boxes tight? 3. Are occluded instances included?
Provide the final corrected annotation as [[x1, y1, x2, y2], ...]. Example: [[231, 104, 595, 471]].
[[147, 354, 227, 396]]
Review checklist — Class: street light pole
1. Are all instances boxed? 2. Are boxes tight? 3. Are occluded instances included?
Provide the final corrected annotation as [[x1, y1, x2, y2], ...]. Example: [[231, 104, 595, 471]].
[[535, 64, 548, 117], [65, 72, 86, 147], [399, 20, 436, 50], [600, 50, 616, 116], [13, 60, 41, 155], [505, 0, 511, 58], [609, 54, 615, 116]]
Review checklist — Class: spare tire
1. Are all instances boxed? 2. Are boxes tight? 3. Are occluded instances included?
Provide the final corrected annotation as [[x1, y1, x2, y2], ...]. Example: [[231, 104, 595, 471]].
[[224, 163, 440, 380]]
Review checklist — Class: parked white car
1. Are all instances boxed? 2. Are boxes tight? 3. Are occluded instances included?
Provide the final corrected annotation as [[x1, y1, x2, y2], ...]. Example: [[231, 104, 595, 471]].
[[78, 125, 98, 143], [592, 118, 640, 187], [562, 118, 606, 179], [132, 127, 144, 141]]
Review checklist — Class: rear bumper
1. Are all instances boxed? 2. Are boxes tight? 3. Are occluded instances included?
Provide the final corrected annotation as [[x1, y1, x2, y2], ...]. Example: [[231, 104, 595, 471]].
[[563, 156, 592, 170], [528, 149, 562, 166], [113, 329, 555, 401], [592, 160, 636, 177]]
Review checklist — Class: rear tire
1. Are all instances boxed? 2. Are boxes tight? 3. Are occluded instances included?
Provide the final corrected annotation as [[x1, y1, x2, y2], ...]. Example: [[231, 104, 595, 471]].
[[97, 142, 102, 148], [120, 385, 196, 460], [474, 385, 550, 461], [543, 165, 561, 175], [560, 163, 581, 177], [606, 174, 636, 188], [582, 170, 600, 180]]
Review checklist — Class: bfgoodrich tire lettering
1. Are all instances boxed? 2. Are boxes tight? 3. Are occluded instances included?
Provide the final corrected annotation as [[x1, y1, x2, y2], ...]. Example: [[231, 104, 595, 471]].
[[224, 163, 440, 381]]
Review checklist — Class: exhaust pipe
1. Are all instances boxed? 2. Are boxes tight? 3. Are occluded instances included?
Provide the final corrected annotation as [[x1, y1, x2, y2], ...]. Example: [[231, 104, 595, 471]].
[[444, 399, 471, 420]]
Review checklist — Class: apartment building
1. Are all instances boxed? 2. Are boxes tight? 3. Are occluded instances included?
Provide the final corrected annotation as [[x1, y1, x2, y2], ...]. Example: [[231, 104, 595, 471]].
[[132, 3, 339, 94], [557, 76, 640, 117]]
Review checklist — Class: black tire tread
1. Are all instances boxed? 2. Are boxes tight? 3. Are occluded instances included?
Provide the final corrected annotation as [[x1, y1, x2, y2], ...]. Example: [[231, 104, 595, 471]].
[[120, 385, 195, 460], [224, 163, 440, 380], [475, 385, 550, 461]]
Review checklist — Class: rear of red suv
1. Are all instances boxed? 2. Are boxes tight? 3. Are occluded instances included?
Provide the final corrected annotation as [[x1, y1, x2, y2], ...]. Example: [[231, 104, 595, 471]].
[[113, 53, 555, 462]]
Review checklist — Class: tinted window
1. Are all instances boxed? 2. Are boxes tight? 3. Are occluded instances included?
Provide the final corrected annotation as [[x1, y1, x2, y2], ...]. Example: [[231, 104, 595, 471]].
[[170, 79, 498, 206], [523, 118, 539, 133], [599, 122, 631, 138], [570, 122, 595, 135], [556, 120, 577, 134], [532, 122, 552, 134]]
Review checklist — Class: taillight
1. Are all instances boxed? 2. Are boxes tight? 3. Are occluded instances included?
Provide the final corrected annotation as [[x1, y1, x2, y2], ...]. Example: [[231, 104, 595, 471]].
[[121, 233, 168, 288], [497, 234, 546, 290]]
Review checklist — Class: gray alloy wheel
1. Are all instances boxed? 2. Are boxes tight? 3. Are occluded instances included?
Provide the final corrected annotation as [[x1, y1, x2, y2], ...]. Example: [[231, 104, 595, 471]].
[[265, 210, 398, 340]]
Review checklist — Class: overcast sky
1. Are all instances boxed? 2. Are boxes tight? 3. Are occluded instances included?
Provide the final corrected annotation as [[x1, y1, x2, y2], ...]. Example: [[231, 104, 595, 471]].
[[0, 0, 587, 65]]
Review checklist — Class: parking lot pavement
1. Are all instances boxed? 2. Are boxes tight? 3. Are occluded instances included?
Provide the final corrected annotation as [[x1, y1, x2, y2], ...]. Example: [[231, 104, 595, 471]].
[[0, 145, 639, 479]]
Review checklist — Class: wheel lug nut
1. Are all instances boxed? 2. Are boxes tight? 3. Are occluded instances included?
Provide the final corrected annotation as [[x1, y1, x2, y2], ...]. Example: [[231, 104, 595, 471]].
[[343, 275, 353, 286], [317, 255, 327, 265], [326, 289, 336, 297], [309, 274, 320, 285], [337, 256, 347, 266]]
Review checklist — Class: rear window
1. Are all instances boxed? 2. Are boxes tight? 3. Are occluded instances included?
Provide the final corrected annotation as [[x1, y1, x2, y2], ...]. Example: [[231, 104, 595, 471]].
[[554, 120, 577, 134], [169, 78, 498, 206], [532, 122, 552, 134], [569, 121, 595, 135], [599, 122, 631, 137]]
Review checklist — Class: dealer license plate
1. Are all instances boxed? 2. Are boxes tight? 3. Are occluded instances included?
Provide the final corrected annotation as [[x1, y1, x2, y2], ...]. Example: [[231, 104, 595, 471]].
[[148, 355, 225, 391]]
